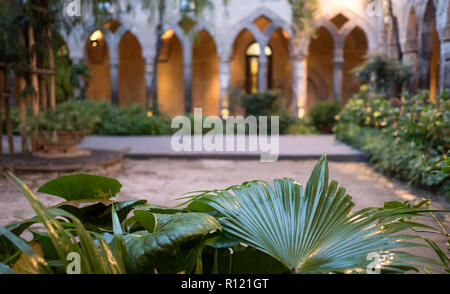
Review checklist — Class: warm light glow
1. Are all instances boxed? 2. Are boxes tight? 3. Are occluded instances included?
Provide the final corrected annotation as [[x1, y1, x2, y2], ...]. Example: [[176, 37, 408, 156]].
[[246, 42, 272, 56], [147, 111, 153, 117], [90, 30, 104, 42], [221, 109, 230, 119], [297, 108, 305, 119], [162, 29, 174, 40]]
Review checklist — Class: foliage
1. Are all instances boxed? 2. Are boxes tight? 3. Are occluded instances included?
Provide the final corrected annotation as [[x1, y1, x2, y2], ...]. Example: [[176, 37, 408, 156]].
[[1, 156, 448, 274], [353, 55, 413, 97], [38, 174, 122, 201], [27, 100, 100, 136], [183, 155, 444, 273], [285, 117, 318, 135], [240, 91, 280, 117], [335, 89, 450, 196], [309, 100, 342, 131]]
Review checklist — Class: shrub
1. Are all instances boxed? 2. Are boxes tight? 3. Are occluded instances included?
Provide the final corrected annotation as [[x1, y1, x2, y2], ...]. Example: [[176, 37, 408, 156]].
[[240, 91, 280, 117], [335, 89, 450, 196], [353, 54, 413, 97], [285, 117, 317, 135], [27, 100, 100, 135], [309, 100, 342, 132]]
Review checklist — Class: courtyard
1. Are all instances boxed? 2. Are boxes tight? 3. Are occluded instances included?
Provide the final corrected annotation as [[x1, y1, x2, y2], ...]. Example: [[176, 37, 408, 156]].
[[0, 0, 449, 278]]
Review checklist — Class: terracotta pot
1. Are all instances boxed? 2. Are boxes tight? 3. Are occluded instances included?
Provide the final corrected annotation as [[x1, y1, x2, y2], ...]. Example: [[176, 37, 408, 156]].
[[35, 131, 85, 154], [318, 125, 334, 134]]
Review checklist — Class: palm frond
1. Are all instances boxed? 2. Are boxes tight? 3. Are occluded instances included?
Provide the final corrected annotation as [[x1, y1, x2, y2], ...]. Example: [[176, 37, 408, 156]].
[[185, 155, 434, 273]]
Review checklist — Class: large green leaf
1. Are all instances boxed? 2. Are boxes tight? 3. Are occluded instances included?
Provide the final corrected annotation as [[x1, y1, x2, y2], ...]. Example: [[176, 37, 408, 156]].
[[38, 174, 122, 201], [184, 155, 435, 274], [53, 199, 146, 232], [123, 212, 221, 273], [6, 172, 125, 274]]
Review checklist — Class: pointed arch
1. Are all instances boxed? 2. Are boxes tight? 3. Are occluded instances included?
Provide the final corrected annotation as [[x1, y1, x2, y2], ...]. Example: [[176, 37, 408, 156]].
[[158, 31, 184, 116], [85, 31, 111, 102], [307, 26, 334, 112], [343, 27, 368, 103], [192, 29, 220, 115], [118, 31, 146, 107]]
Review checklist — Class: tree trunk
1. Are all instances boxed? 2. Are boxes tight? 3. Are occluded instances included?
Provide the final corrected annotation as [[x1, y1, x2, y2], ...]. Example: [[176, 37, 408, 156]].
[[388, 0, 403, 61], [48, 27, 56, 110], [1, 68, 14, 154], [28, 25, 40, 117], [147, 0, 166, 113]]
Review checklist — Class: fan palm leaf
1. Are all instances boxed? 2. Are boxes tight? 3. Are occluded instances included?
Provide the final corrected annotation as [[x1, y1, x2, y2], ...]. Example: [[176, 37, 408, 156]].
[[184, 155, 436, 274]]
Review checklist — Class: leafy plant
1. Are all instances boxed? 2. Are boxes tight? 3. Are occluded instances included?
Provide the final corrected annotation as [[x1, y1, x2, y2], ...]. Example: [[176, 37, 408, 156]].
[[336, 89, 450, 196], [353, 55, 413, 97], [183, 155, 443, 273], [1, 157, 448, 274], [240, 91, 280, 117], [27, 100, 100, 135], [0, 173, 126, 274], [309, 100, 342, 132]]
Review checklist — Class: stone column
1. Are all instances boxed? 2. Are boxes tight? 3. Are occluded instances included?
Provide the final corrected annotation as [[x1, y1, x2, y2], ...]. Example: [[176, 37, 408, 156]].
[[333, 50, 344, 102], [258, 42, 268, 92], [441, 25, 450, 91], [219, 58, 231, 116], [183, 40, 193, 114], [292, 56, 307, 117], [144, 58, 155, 108], [71, 55, 85, 99], [109, 42, 119, 105], [403, 40, 420, 92]]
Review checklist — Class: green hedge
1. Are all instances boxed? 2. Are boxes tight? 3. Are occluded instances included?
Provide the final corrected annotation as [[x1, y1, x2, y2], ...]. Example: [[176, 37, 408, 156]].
[[335, 89, 449, 197]]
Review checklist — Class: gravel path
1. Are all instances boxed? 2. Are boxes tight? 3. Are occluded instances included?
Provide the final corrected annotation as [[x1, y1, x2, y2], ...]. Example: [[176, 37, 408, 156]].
[[1, 159, 448, 273]]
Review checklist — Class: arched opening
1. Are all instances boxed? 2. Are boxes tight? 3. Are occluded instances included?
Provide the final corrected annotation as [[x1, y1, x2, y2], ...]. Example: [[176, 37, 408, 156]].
[[231, 29, 256, 95], [157, 30, 184, 116], [245, 42, 272, 94], [268, 28, 292, 110], [192, 30, 219, 116], [405, 8, 420, 91], [420, 0, 440, 99], [119, 32, 146, 108], [343, 27, 368, 103], [306, 27, 334, 112], [85, 30, 111, 102]]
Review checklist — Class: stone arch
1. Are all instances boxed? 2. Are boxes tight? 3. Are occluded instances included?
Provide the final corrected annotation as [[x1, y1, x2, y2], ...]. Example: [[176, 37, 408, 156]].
[[306, 26, 334, 112], [157, 31, 184, 116], [419, 0, 440, 98], [222, 7, 292, 61], [230, 29, 257, 96], [268, 28, 292, 109], [85, 29, 111, 102], [192, 29, 220, 115], [343, 26, 368, 103], [404, 7, 420, 91], [118, 31, 146, 108]]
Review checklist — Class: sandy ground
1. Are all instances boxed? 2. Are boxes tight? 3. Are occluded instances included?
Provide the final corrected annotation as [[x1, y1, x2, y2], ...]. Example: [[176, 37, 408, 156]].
[[0, 159, 449, 273]]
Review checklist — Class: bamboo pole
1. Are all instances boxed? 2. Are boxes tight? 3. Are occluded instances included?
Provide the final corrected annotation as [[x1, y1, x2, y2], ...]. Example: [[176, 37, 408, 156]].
[[0, 90, 3, 156], [5, 92, 14, 154], [28, 25, 40, 116], [48, 27, 56, 110], [39, 76, 47, 108], [18, 30, 29, 154], [17, 75, 29, 154]]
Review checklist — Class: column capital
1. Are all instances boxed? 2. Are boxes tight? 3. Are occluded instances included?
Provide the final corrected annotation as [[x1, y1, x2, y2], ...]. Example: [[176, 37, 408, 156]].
[[443, 25, 450, 42]]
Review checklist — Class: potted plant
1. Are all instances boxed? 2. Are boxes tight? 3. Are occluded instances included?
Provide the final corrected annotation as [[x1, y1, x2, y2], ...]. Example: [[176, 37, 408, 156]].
[[310, 100, 342, 134], [28, 100, 99, 155]]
